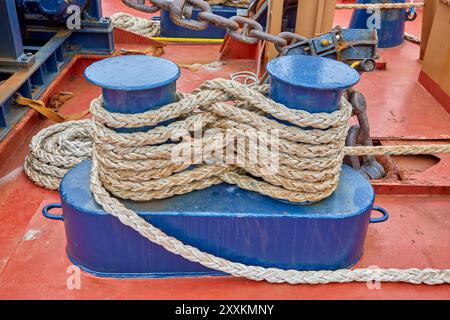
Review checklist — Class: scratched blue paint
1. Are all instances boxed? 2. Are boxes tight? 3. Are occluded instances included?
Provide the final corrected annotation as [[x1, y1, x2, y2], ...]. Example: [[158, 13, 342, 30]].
[[349, 0, 409, 48], [267, 55, 359, 113], [55, 160, 383, 278], [84, 55, 180, 132]]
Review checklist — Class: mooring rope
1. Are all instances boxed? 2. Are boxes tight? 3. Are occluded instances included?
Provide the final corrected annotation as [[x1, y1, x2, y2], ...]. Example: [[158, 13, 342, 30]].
[[24, 120, 92, 190], [25, 79, 450, 285], [90, 80, 355, 203]]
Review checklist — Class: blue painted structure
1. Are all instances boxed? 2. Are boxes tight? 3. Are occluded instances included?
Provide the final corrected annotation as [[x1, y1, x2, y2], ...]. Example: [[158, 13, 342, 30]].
[[0, 0, 114, 140], [266, 55, 360, 113], [160, 6, 238, 39], [349, 0, 415, 48], [46, 161, 388, 277], [0, 0, 26, 62], [84, 55, 180, 132], [16, 0, 89, 21]]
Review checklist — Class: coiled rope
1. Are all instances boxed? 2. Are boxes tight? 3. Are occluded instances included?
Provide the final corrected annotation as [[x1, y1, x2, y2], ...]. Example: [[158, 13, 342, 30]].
[[111, 12, 160, 38], [25, 79, 450, 285]]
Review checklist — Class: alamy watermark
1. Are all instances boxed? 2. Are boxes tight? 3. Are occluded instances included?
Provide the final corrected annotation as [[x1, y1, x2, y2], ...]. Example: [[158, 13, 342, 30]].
[[66, 265, 81, 290], [366, 9, 381, 30], [366, 265, 382, 290], [66, 5, 81, 30], [170, 121, 280, 175]]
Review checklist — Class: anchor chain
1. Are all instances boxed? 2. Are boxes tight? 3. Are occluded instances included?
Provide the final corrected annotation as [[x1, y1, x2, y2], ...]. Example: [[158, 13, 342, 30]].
[[121, 0, 424, 50], [122, 0, 314, 50]]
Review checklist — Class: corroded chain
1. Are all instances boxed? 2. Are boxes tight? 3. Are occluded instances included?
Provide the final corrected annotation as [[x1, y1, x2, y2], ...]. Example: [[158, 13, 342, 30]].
[[121, 0, 423, 50], [122, 0, 303, 50]]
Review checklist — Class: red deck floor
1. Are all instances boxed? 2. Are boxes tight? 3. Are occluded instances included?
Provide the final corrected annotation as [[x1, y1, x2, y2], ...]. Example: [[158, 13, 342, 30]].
[[0, 1, 449, 299]]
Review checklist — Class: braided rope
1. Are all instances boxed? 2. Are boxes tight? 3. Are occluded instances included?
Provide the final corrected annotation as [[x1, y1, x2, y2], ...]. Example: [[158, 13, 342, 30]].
[[207, 0, 250, 7], [24, 120, 92, 190], [336, 2, 424, 10], [24, 79, 450, 285], [111, 12, 160, 37], [90, 79, 352, 203]]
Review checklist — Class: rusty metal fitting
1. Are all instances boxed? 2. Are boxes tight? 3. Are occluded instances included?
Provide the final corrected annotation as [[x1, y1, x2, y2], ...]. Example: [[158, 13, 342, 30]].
[[152, 0, 174, 11], [170, 0, 212, 31], [250, 30, 288, 47], [122, 0, 161, 13], [275, 32, 308, 53], [198, 11, 239, 31], [227, 16, 263, 44]]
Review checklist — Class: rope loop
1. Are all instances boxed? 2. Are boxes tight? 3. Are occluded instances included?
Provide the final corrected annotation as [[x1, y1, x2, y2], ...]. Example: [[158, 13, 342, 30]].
[[90, 79, 352, 203]]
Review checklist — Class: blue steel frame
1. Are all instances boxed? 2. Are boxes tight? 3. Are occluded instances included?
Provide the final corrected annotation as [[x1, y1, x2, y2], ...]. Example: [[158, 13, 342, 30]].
[[0, 0, 26, 62], [0, 0, 114, 140]]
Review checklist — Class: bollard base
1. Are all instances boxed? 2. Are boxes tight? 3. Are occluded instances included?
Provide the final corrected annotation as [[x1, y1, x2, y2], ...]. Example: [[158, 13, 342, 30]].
[[53, 161, 387, 278]]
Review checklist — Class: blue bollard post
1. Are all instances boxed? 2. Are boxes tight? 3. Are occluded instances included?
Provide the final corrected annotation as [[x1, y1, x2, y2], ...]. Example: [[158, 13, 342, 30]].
[[266, 55, 360, 114], [84, 55, 181, 132], [349, 0, 414, 48]]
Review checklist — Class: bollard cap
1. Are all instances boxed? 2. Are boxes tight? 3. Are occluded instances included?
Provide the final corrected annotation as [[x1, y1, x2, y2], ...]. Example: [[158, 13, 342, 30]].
[[84, 55, 181, 91], [267, 55, 360, 113], [266, 55, 360, 91]]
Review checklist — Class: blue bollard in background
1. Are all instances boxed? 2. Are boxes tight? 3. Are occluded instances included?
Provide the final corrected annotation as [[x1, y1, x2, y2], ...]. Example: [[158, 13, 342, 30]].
[[84, 55, 180, 132], [349, 0, 415, 48]]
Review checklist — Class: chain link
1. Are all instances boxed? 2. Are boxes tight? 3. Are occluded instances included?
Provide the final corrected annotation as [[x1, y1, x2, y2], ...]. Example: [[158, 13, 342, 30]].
[[275, 32, 307, 53], [122, 0, 161, 13], [198, 12, 239, 31], [170, 0, 211, 31], [121, 0, 301, 52], [228, 16, 263, 44]]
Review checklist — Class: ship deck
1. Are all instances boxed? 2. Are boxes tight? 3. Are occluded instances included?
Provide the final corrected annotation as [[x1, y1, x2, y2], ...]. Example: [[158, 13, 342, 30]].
[[0, 0, 449, 299]]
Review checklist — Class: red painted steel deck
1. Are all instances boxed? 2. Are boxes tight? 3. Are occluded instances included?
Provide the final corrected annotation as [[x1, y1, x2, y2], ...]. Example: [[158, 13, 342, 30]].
[[0, 0, 449, 299]]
